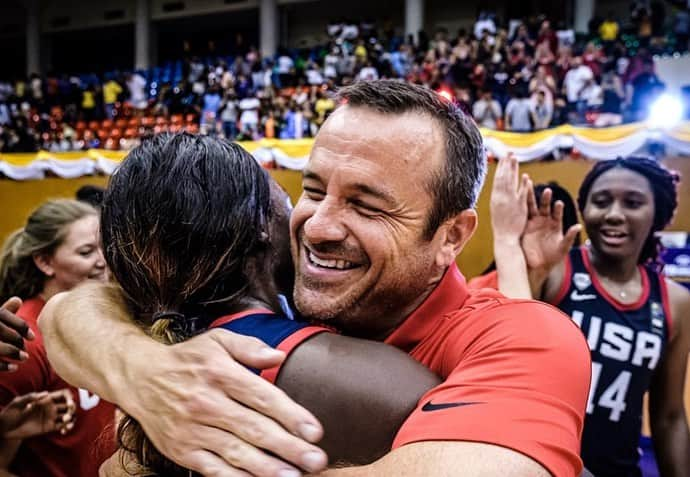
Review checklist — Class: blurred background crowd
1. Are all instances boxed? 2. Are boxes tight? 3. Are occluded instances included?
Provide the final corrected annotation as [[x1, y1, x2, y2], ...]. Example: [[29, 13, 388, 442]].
[[1, 2, 690, 153]]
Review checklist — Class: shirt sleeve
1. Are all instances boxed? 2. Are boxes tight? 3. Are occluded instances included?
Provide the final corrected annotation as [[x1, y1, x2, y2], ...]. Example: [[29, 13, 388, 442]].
[[392, 301, 591, 477], [216, 315, 330, 384]]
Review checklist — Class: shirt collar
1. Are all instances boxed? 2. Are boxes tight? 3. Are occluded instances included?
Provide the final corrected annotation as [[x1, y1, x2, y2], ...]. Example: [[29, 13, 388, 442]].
[[384, 263, 469, 352]]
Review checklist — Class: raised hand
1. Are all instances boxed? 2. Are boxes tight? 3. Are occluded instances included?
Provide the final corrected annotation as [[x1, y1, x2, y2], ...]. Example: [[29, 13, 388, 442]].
[[0, 389, 76, 439], [490, 154, 532, 244], [522, 186, 581, 274]]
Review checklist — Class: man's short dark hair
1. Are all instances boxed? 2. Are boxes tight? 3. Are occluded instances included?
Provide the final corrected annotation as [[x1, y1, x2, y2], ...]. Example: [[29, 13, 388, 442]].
[[336, 80, 486, 238]]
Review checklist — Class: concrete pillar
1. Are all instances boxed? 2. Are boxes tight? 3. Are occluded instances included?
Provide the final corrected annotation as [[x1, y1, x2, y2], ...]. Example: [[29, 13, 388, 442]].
[[405, 0, 424, 45], [135, 0, 151, 71], [260, 0, 278, 58], [26, 0, 41, 76], [574, 0, 595, 34]]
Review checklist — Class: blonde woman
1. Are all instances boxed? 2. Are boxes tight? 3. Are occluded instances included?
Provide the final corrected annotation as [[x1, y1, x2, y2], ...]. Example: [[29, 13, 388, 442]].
[[0, 199, 115, 477]]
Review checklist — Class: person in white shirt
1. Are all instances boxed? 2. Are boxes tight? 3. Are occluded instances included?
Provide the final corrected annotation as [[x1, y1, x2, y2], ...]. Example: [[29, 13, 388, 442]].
[[357, 61, 380, 81], [472, 90, 503, 129], [562, 57, 594, 123], [530, 90, 553, 130], [126, 72, 148, 110]]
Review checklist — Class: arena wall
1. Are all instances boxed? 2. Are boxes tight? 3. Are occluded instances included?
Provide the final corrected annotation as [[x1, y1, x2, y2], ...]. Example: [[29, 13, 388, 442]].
[[2, 156, 689, 278]]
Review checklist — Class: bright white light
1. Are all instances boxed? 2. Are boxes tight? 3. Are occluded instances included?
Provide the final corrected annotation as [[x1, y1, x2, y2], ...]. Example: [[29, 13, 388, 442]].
[[648, 94, 684, 129]]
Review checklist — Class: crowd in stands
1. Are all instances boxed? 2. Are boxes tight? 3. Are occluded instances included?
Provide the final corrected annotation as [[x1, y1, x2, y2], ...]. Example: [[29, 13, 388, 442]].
[[1, 3, 689, 153]]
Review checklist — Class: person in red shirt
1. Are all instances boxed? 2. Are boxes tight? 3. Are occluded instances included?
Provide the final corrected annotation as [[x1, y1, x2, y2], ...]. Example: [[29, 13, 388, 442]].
[[42, 81, 591, 477], [0, 199, 116, 476]]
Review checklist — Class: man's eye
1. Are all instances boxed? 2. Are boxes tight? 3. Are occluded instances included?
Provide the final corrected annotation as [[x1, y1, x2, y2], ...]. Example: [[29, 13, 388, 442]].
[[304, 188, 325, 200]]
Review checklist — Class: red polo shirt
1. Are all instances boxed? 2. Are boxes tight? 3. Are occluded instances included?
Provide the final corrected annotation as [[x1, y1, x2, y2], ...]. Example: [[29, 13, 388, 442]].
[[385, 264, 591, 477]]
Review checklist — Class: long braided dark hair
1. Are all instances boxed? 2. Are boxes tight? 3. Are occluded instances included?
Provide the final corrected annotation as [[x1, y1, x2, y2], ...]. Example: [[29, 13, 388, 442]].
[[577, 156, 680, 270]]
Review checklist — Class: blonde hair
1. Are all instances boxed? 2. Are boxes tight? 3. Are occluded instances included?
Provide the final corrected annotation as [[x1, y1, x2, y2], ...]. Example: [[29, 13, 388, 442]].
[[0, 199, 98, 303]]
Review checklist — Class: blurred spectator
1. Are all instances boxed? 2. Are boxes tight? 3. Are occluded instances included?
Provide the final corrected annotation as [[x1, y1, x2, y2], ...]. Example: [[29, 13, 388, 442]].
[[505, 89, 533, 132], [563, 56, 594, 124], [102, 75, 123, 119], [126, 72, 147, 110], [599, 12, 620, 54], [629, 60, 665, 121], [530, 89, 553, 129], [201, 85, 222, 134], [674, 8, 690, 53], [473, 90, 503, 129]]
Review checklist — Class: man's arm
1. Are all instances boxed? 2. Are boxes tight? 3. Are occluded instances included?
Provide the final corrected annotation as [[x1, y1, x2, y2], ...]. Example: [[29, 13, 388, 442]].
[[314, 441, 550, 477], [39, 283, 328, 477], [649, 280, 690, 477]]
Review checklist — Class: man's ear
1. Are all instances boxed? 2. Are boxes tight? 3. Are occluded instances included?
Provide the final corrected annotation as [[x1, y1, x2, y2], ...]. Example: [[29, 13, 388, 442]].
[[33, 254, 55, 278], [434, 209, 478, 269]]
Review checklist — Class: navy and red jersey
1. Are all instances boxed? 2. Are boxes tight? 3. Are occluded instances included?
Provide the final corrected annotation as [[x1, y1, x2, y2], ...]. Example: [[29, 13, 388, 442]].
[[209, 308, 328, 383], [551, 247, 672, 477]]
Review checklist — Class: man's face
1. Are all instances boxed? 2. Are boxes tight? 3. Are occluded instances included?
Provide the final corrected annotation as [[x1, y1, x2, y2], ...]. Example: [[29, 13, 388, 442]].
[[290, 106, 448, 338]]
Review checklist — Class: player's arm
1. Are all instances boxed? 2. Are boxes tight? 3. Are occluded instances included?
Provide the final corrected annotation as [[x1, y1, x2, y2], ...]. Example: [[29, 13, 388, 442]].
[[649, 280, 690, 477], [314, 441, 551, 476], [39, 282, 328, 477], [276, 333, 440, 465], [489, 155, 533, 299]]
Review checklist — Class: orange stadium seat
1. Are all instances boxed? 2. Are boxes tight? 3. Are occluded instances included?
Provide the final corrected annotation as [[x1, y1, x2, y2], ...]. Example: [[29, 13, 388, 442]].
[[141, 116, 155, 127], [115, 118, 128, 129], [171, 114, 183, 125], [128, 117, 141, 128], [109, 128, 123, 139], [185, 113, 196, 124], [123, 127, 138, 138], [75, 121, 87, 132], [88, 120, 100, 131], [101, 119, 114, 130]]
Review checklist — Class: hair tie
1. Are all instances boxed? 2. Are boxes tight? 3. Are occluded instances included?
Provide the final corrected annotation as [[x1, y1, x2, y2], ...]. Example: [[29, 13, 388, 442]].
[[151, 311, 186, 324], [151, 311, 207, 336]]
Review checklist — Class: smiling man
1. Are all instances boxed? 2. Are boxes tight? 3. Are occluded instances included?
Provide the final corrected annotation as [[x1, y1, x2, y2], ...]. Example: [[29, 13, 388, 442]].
[[39, 80, 591, 477]]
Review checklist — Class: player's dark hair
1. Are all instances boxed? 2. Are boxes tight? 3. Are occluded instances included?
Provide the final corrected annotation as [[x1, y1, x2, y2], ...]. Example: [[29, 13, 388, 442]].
[[577, 156, 680, 268], [102, 132, 273, 476], [337, 80, 487, 239], [75, 184, 105, 208]]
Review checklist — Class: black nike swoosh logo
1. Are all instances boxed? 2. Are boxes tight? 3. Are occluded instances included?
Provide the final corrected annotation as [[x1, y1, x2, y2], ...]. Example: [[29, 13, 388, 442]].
[[421, 401, 484, 412]]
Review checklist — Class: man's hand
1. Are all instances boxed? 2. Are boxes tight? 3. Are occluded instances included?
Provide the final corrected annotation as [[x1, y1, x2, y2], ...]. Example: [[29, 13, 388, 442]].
[[490, 155, 532, 245], [126, 329, 328, 477], [0, 390, 76, 439], [522, 186, 581, 274], [0, 298, 33, 372]]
